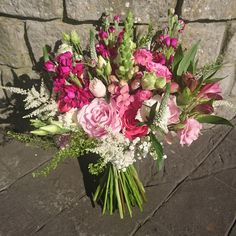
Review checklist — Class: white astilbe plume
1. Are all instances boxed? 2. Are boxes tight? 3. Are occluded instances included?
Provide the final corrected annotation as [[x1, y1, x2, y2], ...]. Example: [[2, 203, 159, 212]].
[[1, 80, 57, 120]]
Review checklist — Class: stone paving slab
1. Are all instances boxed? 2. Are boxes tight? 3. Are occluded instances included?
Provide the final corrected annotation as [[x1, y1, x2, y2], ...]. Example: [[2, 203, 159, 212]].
[[0, 119, 235, 235]]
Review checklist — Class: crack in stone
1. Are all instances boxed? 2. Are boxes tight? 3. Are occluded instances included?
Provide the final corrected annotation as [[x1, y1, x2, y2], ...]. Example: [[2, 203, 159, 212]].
[[175, 0, 184, 17], [0, 157, 52, 193], [129, 127, 233, 236], [0, 12, 61, 22], [224, 214, 236, 236], [214, 175, 236, 192], [184, 18, 236, 24]]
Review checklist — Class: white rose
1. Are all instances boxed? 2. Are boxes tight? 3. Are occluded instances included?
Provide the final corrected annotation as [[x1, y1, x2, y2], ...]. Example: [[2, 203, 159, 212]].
[[89, 78, 106, 98]]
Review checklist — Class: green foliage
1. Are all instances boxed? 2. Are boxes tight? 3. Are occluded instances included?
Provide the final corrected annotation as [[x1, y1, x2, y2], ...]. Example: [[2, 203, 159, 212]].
[[116, 11, 135, 81], [7, 131, 55, 150], [149, 132, 164, 170], [33, 130, 98, 177], [177, 87, 192, 106], [196, 115, 233, 127], [137, 24, 154, 48], [89, 30, 98, 62], [88, 158, 106, 175], [172, 45, 184, 75]]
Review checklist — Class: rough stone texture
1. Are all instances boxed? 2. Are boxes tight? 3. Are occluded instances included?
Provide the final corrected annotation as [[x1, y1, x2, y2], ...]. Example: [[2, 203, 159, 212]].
[[65, 0, 177, 22], [0, 17, 31, 68], [0, 0, 63, 19], [26, 20, 91, 62], [181, 22, 226, 68], [182, 0, 236, 20]]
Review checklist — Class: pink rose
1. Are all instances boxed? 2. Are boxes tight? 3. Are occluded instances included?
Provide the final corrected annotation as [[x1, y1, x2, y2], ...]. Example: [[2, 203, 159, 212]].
[[146, 62, 172, 83], [44, 60, 55, 72], [168, 96, 180, 124], [122, 106, 149, 140], [178, 118, 202, 146], [77, 98, 121, 138], [133, 49, 153, 66]]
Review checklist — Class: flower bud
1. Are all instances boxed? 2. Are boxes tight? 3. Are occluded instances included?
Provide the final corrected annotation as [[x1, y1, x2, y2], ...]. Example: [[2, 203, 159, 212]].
[[141, 72, 158, 90], [57, 43, 73, 55], [89, 78, 106, 97], [131, 78, 141, 90], [155, 77, 166, 89], [97, 55, 106, 69], [108, 75, 119, 83], [30, 129, 48, 136], [105, 61, 112, 76], [40, 124, 62, 134], [70, 30, 80, 45]]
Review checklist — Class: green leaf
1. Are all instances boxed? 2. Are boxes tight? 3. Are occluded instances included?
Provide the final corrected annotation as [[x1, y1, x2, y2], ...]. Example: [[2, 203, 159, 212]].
[[204, 76, 227, 84], [147, 102, 158, 125], [172, 45, 184, 74], [177, 41, 199, 76], [177, 87, 192, 106], [196, 115, 234, 127], [89, 30, 98, 62], [43, 46, 49, 62], [149, 132, 164, 170]]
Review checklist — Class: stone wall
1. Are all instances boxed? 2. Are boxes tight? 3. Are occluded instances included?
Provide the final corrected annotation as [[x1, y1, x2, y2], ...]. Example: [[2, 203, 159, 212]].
[[0, 0, 236, 126]]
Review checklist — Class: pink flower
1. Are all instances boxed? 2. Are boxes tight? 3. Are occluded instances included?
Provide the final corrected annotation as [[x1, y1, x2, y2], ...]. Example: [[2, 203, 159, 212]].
[[56, 51, 73, 77], [122, 105, 149, 140], [146, 62, 172, 82], [199, 83, 221, 98], [133, 89, 153, 105], [112, 85, 134, 117], [178, 118, 202, 146], [170, 82, 179, 93], [98, 30, 109, 39], [77, 98, 121, 138], [44, 60, 55, 72], [178, 19, 185, 33], [133, 49, 153, 66], [113, 15, 121, 23], [194, 104, 214, 114], [153, 52, 166, 65], [72, 63, 84, 78], [96, 43, 110, 58], [168, 96, 180, 124]]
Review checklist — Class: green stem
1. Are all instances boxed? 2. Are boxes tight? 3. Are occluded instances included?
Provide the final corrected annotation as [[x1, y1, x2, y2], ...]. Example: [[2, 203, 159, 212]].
[[102, 166, 111, 215]]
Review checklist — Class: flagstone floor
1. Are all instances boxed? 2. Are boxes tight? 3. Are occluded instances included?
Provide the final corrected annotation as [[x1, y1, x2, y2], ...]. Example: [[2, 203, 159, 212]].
[[0, 119, 235, 236]]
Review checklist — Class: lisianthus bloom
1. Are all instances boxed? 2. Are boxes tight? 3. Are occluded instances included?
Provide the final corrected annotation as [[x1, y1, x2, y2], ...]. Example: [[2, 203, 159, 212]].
[[56, 51, 73, 77], [77, 98, 121, 138], [44, 60, 55, 72], [89, 78, 106, 97], [122, 105, 149, 140], [57, 82, 93, 113], [133, 49, 153, 67], [199, 83, 222, 99], [146, 62, 172, 83], [178, 118, 202, 146]]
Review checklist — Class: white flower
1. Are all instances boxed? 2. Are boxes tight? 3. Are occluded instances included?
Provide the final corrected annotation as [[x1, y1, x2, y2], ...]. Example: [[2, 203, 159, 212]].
[[57, 43, 73, 55], [89, 78, 106, 97]]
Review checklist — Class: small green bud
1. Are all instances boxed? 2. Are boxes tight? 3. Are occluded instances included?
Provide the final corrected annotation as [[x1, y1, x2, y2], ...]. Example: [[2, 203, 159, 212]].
[[30, 130, 48, 136], [70, 30, 80, 45], [97, 55, 106, 69], [141, 72, 158, 90], [105, 61, 112, 76], [155, 77, 166, 89], [40, 124, 62, 134], [62, 32, 70, 42]]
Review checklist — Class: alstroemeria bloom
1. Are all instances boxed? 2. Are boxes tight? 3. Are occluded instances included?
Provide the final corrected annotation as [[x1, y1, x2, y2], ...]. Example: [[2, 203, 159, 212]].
[[168, 96, 180, 124], [77, 98, 121, 138], [199, 83, 221, 98], [178, 118, 202, 146]]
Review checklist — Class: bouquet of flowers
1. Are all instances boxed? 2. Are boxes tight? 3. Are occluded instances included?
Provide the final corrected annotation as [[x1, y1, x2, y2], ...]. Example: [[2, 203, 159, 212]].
[[2, 9, 233, 219]]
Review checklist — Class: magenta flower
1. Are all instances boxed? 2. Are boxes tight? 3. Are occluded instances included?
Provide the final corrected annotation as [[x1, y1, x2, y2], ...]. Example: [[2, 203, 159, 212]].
[[153, 52, 166, 65], [77, 98, 121, 138], [44, 60, 55, 72], [56, 51, 73, 77], [194, 104, 214, 114], [98, 30, 109, 40], [178, 118, 202, 146], [96, 43, 110, 58], [113, 15, 121, 23]]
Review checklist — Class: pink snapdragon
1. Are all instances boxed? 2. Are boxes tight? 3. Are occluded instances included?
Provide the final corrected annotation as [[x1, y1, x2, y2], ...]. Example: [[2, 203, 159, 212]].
[[98, 30, 109, 40], [159, 35, 178, 49], [77, 98, 121, 138], [134, 49, 153, 66], [178, 118, 202, 146], [56, 51, 73, 77]]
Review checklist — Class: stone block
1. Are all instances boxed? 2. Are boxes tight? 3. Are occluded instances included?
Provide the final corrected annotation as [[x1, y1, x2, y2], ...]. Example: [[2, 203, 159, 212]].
[[0, 17, 31, 68], [182, 0, 236, 20], [0, 0, 63, 19], [66, 0, 177, 22]]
